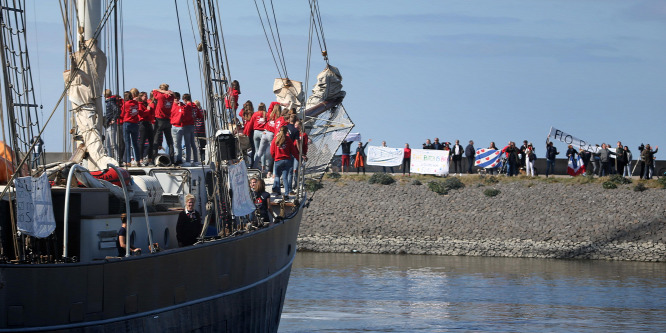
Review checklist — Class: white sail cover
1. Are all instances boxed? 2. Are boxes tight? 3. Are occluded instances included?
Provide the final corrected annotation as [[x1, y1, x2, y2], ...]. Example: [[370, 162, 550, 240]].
[[273, 78, 304, 110], [305, 65, 346, 109], [63, 39, 118, 171]]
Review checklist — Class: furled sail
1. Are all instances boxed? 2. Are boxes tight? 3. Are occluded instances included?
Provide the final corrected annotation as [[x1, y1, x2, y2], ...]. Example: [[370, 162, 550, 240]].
[[63, 39, 118, 171], [273, 78, 305, 110], [304, 65, 346, 117]]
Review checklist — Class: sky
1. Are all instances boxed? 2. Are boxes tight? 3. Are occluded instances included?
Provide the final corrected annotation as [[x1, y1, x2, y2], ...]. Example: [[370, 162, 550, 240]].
[[19, 0, 666, 155]]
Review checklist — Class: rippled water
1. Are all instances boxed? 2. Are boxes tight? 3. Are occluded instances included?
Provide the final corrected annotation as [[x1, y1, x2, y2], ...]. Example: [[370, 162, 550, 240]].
[[279, 252, 666, 332]]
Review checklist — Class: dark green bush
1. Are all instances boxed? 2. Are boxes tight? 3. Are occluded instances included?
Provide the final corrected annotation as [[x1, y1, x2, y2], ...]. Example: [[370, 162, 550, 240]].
[[602, 181, 617, 189], [483, 188, 500, 197], [326, 172, 341, 179], [485, 176, 499, 184], [657, 177, 666, 189], [443, 177, 465, 190], [427, 181, 448, 195], [368, 173, 395, 185], [609, 174, 632, 184], [633, 183, 647, 192], [305, 179, 323, 192], [411, 179, 422, 185]]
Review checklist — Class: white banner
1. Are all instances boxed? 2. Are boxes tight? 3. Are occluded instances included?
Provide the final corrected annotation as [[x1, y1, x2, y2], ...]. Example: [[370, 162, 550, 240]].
[[410, 149, 450, 176], [332, 132, 361, 142], [548, 126, 600, 153], [15, 173, 56, 238], [366, 146, 404, 167], [228, 160, 256, 217]]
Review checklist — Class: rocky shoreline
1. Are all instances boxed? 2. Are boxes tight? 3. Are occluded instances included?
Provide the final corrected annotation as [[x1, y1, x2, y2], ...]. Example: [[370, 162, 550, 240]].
[[299, 176, 666, 262]]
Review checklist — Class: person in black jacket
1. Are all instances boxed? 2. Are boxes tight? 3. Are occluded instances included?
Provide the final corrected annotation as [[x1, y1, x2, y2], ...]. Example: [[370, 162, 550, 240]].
[[451, 139, 464, 176], [354, 139, 371, 174], [176, 194, 203, 247], [465, 140, 475, 174], [545, 139, 559, 177]]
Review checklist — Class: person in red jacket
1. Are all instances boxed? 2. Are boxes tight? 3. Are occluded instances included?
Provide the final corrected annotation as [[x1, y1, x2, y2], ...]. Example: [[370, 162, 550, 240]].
[[402, 143, 411, 176], [291, 119, 309, 192], [244, 102, 269, 169], [224, 80, 240, 113], [121, 90, 141, 166], [170, 92, 186, 165], [152, 83, 175, 164], [270, 126, 299, 195], [259, 103, 282, 177], [181, 94, 202, 166], [193, 100, 207, 162], [137, 91, 154, 166]]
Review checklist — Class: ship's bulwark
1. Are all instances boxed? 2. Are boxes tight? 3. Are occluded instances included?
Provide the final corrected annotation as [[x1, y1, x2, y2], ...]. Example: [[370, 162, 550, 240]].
[[0, 208, 303, 332]]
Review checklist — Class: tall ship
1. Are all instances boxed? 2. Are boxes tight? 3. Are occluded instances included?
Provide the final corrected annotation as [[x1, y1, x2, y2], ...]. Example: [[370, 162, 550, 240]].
[[0, 0, 353, 331]]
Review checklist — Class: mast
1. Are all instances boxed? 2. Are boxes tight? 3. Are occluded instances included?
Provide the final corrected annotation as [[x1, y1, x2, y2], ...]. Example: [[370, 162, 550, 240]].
[[77, 0, 101, 44]]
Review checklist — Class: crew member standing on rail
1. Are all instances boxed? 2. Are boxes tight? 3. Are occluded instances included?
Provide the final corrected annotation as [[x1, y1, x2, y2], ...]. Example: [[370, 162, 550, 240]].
[[152, 84, 175, 165]]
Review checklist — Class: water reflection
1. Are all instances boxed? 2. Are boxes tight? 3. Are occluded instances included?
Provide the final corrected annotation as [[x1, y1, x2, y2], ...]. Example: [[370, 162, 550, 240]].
[[280, 252, 666, 332]]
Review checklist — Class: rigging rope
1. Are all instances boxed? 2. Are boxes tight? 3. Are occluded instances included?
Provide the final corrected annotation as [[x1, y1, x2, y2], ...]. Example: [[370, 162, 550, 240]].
[[252, 0, 285, 79], [174, 0, 192, 94]]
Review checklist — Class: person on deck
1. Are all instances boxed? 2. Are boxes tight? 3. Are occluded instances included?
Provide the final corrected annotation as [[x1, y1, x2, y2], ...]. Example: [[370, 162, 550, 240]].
[[194, 100, 207, 163], [244, 102, 268, 169], [170, 92, 185, 165], [116, 213, 141, 256], [182, 94, 202, 166], [270, 126, 299, 195], [104, 89, 122, 161], [257, 103, 282, 177], [152, 84, 175, 164], [121, 90, 141, 166], [251, 177, 271, 223], [291, 119, 309, 191], [340, 140, 353, 174], [354, 139, 371, 175], [137, 91, 154, 166], [225, 80, 240, 115], [176, 194, 203, 247]]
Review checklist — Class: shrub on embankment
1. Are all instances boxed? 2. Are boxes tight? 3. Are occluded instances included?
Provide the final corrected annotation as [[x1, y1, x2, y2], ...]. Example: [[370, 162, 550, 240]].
[[300, 174, 666, 261]]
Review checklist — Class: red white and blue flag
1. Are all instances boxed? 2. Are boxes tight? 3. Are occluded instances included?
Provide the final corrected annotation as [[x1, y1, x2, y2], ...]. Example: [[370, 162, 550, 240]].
[[475, 148, 502, 169], [567, 155, 586, 176]]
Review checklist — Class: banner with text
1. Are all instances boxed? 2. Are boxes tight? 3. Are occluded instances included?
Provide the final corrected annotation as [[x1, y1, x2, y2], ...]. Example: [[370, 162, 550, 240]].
[[366, 146, 404, 167], [410, 149, 450, 176], [15, 173, 56, 238], [548, 126, 600, 153]]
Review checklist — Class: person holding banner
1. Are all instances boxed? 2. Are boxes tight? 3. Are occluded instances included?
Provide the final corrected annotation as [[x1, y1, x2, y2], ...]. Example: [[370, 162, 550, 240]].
[[340, 140, 353, 174], [381, 141, 395, 173], [641, 144, 658, 179], [354, 139, 371, 174], [545, 139, 559, 177], [402, 143, 411, 176]]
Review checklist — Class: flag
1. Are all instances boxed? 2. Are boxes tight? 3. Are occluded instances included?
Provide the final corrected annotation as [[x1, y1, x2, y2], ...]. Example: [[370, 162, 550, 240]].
[[567, 155, 586, 176], [475, 148, 502, 169]]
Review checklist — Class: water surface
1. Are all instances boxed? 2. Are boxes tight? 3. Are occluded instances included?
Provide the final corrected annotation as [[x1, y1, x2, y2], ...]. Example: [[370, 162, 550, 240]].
[[280, 252, 666, 332]]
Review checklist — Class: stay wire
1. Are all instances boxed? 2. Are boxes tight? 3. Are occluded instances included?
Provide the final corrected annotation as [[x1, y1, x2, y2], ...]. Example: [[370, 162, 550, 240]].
[[252, 0, 284, 79], [267, 0, 288, 78], [174, 0, 191, 94]]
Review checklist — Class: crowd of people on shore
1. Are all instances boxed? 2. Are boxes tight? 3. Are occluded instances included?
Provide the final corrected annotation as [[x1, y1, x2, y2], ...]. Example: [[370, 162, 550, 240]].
[[339, 136, 660, 179], [103, 80, 308, 195]]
